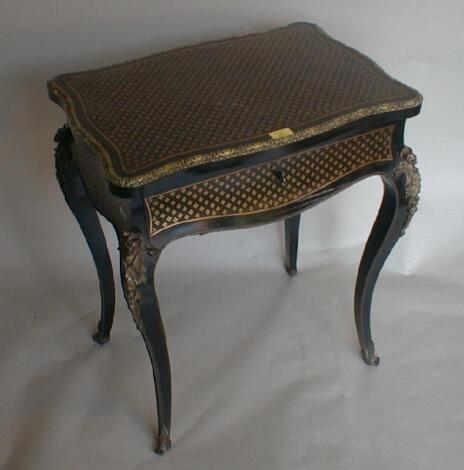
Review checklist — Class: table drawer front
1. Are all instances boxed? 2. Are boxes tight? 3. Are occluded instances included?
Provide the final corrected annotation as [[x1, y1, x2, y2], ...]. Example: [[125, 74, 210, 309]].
[[145, 126, 394, 237]]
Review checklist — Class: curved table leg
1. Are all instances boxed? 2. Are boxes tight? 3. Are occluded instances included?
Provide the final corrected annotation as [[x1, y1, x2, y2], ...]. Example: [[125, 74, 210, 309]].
[[284, 214, 301, 276], [119, 231, 172, 455], [355, 147, 421, 365], [54, 126, 116, 344]]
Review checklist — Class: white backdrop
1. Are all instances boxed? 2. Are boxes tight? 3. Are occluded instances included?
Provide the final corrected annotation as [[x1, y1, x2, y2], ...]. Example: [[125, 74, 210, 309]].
[[1, 1, 464, 469]]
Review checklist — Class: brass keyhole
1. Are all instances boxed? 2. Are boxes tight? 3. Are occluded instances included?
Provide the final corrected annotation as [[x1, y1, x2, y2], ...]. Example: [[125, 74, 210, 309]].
[[274, 169, 287, 185]]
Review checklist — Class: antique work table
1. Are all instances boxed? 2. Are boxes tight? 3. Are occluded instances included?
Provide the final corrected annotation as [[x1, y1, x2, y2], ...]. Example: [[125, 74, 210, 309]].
[[47, 23, 422, 454]]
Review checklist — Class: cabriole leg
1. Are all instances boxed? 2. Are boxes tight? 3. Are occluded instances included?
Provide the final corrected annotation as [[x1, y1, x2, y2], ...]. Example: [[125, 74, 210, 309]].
[[119, 231, 172, 455], [284, 214, 301, 276], [355, 147, 421, 365], [54, 126, 116, 344]]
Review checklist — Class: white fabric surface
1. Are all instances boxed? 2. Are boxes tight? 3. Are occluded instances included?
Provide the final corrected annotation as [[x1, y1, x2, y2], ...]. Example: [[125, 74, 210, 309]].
[[1, 1, 464, 468]]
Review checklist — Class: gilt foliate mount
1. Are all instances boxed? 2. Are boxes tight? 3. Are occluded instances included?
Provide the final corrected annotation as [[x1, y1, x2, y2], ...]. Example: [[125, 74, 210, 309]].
[[120, 231, 159, 330], [394, 146, 421, 236]]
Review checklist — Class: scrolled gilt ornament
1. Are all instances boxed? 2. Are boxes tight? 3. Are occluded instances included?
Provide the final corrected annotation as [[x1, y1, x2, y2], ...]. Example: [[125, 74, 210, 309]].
[[393, 147, 421, 236], [120, 231, 158, 329]]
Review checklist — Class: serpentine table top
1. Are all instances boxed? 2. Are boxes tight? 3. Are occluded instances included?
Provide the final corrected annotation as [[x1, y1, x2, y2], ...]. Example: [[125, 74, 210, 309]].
[[48, 22, 421, 189]]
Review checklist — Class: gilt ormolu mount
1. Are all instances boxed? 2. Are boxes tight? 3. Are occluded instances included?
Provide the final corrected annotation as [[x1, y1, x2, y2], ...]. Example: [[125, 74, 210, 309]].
[[48, 23, 422, 454]]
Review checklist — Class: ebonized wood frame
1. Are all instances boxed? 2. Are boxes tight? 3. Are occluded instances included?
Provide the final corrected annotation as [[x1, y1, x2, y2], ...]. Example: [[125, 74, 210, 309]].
[[54, 107, 421, 455]]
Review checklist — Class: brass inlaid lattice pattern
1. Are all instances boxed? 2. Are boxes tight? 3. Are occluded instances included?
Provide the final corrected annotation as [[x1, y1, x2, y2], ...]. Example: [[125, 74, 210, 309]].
[[145, 126, 394, 237], [48, 23, 421, 187]]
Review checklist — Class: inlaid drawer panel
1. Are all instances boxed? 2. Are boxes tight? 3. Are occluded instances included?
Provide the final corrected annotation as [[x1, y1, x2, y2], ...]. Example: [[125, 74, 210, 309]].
[[145, 126, 394, 237]]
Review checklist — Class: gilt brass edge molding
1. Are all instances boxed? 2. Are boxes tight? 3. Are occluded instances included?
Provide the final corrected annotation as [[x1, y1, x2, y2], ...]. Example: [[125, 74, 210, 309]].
[[145, 126, 395, 238], [49, 82, 421, 189], [393, 147, 421, 236]]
